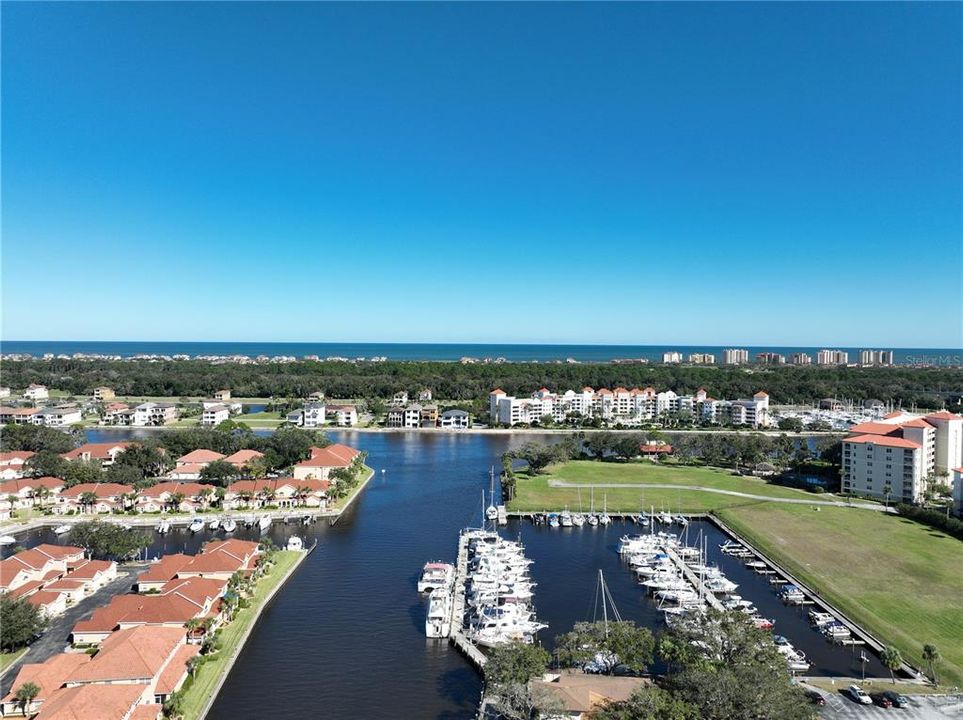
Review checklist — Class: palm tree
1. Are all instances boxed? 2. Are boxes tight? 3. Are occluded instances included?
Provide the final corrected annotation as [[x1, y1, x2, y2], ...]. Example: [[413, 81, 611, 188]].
[[922, 644, 940, 684], [881, 645, 903, 684], [168, 492, 185, 513], [121, 491, 138, 511], [37, 485, 51, 511], [79, 491, 98, 514], [185, 618, 201, 642], [14, 681, 40, 715]]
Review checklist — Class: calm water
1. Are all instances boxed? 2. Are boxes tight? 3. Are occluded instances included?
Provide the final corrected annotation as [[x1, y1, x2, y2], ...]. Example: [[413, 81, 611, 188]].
[[6, 431, 887, 718], [3, 339, 956, 364]]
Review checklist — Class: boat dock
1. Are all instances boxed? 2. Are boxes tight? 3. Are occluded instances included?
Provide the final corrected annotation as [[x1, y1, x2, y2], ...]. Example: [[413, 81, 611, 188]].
[[449, 531, 487, 670], [663, 546, 725, 612], [496, 506, 508, 526]]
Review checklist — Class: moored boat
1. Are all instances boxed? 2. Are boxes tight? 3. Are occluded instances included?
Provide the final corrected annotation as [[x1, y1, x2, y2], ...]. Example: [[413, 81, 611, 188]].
[[188, 518, 205, 533], [54, 524, 71, 535], [221, 517, 237, 533]]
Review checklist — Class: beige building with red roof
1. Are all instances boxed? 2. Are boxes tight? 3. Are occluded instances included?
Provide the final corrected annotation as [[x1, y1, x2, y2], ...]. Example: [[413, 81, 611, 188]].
[[61, 442, 131, 465], [223, 449, 264, 468], [224, 477, 329, 509], [292, 443, 361, 480], [1, 652, 91, 716], [136, 540, 259, 592], [166, 449, 225, 480], [55, 483, 134, 515], [0, 407, 42, 426], [136, 482, 215, 513], [0, 450, 36, 479], [0, 475, 64, 508], [0, 544, 84, 593]]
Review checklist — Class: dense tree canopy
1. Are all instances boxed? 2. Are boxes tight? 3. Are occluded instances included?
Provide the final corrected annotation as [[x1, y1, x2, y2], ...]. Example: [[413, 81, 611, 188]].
[[2, 358, 959, 409], [0, 596, 47, 652], [70, 520, 152, 560]]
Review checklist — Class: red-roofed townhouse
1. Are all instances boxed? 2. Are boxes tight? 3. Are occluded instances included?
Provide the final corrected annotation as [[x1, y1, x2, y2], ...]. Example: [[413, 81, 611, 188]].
[[0, 652, 92, 716], [0, 544, 84, 593], [0, 407, 42, 426], [33, 684, 158, 720], [224, 478, 329, 509], [166, 449, 225, 480], [0, 450, 36, 479], [0, 475, 64, 509], [222, 449, 264, 469], [136, 482, 215, 514], [61, 442, 132, 466], [291, 443, 360, 481], [56, 483, 135, 515]]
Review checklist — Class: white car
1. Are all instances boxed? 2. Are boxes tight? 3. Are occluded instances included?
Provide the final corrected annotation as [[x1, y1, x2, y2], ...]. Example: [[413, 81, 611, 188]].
[[848, 685, 872, 705]]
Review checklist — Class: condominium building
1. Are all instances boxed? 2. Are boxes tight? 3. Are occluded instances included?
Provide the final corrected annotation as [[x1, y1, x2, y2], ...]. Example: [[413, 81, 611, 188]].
[[132, 402, 178, 426], [841, 410, 963, 503], [687, 353, 716, 364], [859, 349, 894, 366], [789, 352, 812, 366], [817, 349, 849, 365], [489, 387, 771, 428], [722, 348, 749, 365], [755, 352, 785, 365], [200, 404, 230, 426], [662, 352, 683, 364]]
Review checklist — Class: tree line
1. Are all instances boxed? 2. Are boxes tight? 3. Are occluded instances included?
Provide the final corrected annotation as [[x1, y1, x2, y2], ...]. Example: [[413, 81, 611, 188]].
[[4, 358, 962, 409]]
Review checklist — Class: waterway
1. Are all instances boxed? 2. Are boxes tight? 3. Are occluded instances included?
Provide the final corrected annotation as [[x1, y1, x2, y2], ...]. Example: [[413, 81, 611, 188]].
[[5, 430, 887, 718]]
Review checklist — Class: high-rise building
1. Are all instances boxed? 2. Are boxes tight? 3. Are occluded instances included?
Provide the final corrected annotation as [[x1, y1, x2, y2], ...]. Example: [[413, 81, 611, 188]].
[[817, 349, 849, 365], [687, 353, 716, 364], [755, 352, 786, 365], [722, 348, 749, 365], [790, 352, 812, 366], [859, 349, 894, 366], [662, 352, 683, 364]]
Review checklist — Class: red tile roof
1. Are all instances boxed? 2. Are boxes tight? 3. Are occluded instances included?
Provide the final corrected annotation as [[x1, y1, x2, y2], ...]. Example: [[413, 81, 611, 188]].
[[176, 449, 225, 464], [1, 653, 91, 704], [67, 626, 186, 684], [294, 444, 359, 469], [137, 555, 193, 585], [155, 642, 199, 694], [844, 434, 921, 450], [223, 449, 264, 465], [34, 683, 146, 720], [60, 483, 133, 499], [848, 422, 901, 436], [926, 410, 962, 421], [61, 443, 131, 461], [138, 482, 211, 499], [0, 450, 35, 463], [0, 476, 65, 495]]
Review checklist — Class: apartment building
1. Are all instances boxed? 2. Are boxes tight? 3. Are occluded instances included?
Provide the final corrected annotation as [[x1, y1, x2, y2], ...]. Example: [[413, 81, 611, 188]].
[[200, 404, 230, 426], [790, 352, 812, 365], [841, 411, 963, 503], [132, 402, 178, 426], [817, 349, 849, 365], [755, 352, 785, 365], [662, 352, 683, 364], [722, 348, 749, 365], [24, 384, 49, 401], [35, 405, 83, 427], [687, 353, 715, 364], [859, 349, 894, 366]]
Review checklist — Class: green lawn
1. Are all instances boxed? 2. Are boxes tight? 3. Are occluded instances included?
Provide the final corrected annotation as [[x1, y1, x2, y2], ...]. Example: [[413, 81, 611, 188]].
[[716, 503, 963, 688], [328, 466, 375, 512], [235, 412, 285, 428], [178, 550, 303, 719], [0, 648, 28, 675], [507, 460, 832, 514]]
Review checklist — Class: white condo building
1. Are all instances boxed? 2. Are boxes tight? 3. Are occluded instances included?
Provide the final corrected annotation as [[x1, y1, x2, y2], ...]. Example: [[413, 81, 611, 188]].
[[662, 352, 683, 364], [817, 349, 849, 365], [722, 349, 749, 365], [790, 352, 812, 365], [841, 410, 963, 503], [859, 349, 894, 366], [687, 353, 715, 364], [489, 387, 770, 428]]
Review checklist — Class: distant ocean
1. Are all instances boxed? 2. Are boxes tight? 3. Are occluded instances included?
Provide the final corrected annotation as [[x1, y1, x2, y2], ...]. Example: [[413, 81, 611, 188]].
[[1, 340, 959, 365]]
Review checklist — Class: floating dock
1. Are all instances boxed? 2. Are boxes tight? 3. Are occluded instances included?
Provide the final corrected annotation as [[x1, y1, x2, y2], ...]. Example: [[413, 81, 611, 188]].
[[663, 545, 725, 612], [448, 531, 487, 670]]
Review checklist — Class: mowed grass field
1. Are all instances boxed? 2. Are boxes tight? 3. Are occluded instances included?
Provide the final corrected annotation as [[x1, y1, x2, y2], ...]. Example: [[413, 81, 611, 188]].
[[507, 460, 833, 514], [716, 503, 963, 687]]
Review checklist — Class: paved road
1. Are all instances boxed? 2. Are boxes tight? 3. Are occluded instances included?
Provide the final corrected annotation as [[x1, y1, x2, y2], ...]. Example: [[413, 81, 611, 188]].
[[546, 480, 892, 512], [811, 686, 963, 719], [0, 565, 142, 694]]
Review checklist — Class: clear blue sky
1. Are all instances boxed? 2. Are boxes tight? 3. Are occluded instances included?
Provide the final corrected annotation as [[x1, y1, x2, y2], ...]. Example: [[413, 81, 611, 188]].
[[2, 2, 961, 347]]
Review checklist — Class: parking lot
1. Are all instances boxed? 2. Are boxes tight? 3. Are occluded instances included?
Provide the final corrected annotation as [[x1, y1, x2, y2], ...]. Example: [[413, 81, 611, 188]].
[[813, 687, 963, 719]]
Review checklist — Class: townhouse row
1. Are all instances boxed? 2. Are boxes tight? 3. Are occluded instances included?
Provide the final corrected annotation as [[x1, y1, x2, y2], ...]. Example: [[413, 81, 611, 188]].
[[489, 387, 771, 428], [384, 404, 471, 429]]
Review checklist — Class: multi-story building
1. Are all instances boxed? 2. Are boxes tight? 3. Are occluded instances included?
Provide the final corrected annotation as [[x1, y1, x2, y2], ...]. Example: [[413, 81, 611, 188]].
[[440, 409, 471, 429], [326, 404, 358, 426], [92, 387, 115, 401], [859, 349, 894, 366], [36, 405, 83, 427], [841, 410, 963, 503], [23, 384, 49, 401], [687, 353, 715, 364], [755, 352, 785, 365], [491, 387, 770, 428], [789, 352, 812, 365], [722, 348, 749, 365], [662, 352, 683, 364], [132, 402, 178, 426], [201, 404, 230, 426], [386, 404, 423, 428], [817, 349, 849, 365]]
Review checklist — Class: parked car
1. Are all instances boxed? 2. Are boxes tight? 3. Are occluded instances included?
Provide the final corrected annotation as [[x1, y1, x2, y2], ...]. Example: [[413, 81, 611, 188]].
[[804, 689, 826, 706], [848, 685, 873, 705], [882, 690, 910, 708], [873, 693, 894, 708]]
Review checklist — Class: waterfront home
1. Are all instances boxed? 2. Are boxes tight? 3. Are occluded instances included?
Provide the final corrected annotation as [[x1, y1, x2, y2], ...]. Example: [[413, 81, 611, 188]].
[[71, 576, 227, 645], [56, 483, 135, 515], [200, 404, 230, 426], [62, 442, 132, 466], [92, 387, 115, 401], [292, 444, 361, 481], [532, 671, 647, 720], [0, 544, 85, 593], [213, 389, 231, 401], [132, 402, 178, 427], [137, 540, 259, 591], [419, 388, 433, 401], [137, 482, 214, 513], [299, 402, 327, 428], [0, 406, 41, 425], [224, 478, 329, 509], [35, 405, 83, 427], [390, 391, 409, 407], [24, 383, 49, 401], [100, 402, 135, 425], [0, 450, 36, 479], [326, 404, 358, 426], [439, 409, 470, 429], [386, 404, 422, 428], [0, 653, 91, 717], [32, 683, 162, 720]]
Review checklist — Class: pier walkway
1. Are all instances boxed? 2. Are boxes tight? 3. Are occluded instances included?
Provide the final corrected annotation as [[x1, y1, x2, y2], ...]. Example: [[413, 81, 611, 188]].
[[449, 531, 487, 669], [663, 546, 724, 612]]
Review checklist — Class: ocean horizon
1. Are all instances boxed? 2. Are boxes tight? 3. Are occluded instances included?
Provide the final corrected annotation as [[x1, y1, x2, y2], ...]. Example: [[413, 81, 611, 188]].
[[1, 340, 960, 365]]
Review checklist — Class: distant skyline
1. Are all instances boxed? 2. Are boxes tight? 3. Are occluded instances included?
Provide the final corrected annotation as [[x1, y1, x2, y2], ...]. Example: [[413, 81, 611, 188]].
[[2, 2, 961, 347]]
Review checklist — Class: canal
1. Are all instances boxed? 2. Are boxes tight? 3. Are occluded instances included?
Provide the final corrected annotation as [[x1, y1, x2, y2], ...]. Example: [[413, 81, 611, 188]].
[[6, 429, 887, 718]]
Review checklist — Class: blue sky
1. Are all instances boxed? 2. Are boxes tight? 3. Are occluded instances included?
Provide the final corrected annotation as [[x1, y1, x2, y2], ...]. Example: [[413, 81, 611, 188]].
[[2, 2, 961, 347]]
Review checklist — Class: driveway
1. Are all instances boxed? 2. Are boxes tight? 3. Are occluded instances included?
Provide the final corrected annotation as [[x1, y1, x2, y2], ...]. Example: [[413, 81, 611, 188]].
[[812, 687, 963, 719], [0, 564, 144, 694]]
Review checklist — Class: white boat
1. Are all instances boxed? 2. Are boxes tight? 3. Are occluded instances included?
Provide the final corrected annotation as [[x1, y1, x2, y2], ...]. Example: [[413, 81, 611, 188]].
[[53, 524, 71, 535], [188, 518, 205, 533], [587, 514, 599, 527], [221, 518, 237, 533], [418, 562, 455, 593], [0, 535, 17, 546], [599, 495, 611, 525], [156, 519, 171, 534], [258, 516, 272, 532], [560, 510, 573, 527], [572, 513, 586, 527], [425, 589, 452, 638], [208, 518, 220, 530]]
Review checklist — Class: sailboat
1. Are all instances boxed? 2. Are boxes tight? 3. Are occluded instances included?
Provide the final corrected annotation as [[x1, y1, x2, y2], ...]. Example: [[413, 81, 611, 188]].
[[599, 494, 611, 525], [485, 467, 499, 521], [573, 489, 586, 526], [581, 570, 624, 674]]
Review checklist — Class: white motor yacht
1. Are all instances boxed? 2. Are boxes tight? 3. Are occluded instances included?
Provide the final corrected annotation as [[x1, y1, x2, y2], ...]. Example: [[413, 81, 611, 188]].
[[559, 510, 573, 527], [156, 519, 171, 534], [425, 589, 452, 638], [418, 562, 454, 593], [188, 518, 205, 533], [0, 535, 16, 545], [258, 515, 272, 532], [53, 524, 71, 535], [221, 518, 237, 533]]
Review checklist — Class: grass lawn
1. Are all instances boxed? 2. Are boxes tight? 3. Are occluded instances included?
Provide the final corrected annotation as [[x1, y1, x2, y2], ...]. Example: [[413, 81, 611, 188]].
[[328, 466, 375, 512], [804, 678, 946, 696], [235, 412, 285, 428], [178, 550, 303, 720], [0, 648, 28, 675], [507, 460, 833, 514], [716, 503, 963, 688]]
